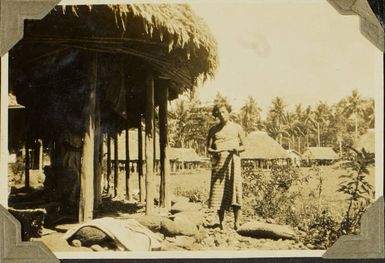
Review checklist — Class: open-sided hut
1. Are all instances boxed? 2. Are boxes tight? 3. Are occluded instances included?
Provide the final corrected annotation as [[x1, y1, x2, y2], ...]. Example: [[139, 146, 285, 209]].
[[169, 147, 201, 171], [8, 4, 217, 221], [302, 147, 339, 166], [241, 131, 288, 169], [286, 149, 302, 167]]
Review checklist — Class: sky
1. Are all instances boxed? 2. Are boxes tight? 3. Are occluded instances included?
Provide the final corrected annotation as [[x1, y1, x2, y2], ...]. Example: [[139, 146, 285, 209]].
[[190, 1, 382, 115]]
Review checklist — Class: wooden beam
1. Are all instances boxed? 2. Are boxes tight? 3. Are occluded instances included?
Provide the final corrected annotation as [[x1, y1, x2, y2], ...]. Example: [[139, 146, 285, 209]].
[[159, 85, 171, 210], [79, 52, 97, 222], [138, 119, 145, 203], [145, 70, 155, 214]]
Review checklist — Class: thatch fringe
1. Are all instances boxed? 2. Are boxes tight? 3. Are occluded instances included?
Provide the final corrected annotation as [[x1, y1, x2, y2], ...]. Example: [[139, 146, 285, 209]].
[[59, 4, 218, 80]]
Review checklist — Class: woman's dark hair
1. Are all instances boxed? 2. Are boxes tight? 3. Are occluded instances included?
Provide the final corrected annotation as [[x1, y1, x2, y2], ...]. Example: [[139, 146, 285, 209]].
[[212, 100, 232, 117]]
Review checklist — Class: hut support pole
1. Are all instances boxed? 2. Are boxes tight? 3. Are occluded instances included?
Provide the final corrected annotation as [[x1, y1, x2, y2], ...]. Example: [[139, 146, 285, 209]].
[[138, 121, 145, 202], [38, 139, 43, 170], [113, 132, 120, 197], [24, 144, 30, 189], [125, 127, 132, 201], [145, 71, 155, 214], [79, 53, 97, 222], [94, 90, 102, 208], [106, 134, 112, 195], [159, 86, 171, 209]]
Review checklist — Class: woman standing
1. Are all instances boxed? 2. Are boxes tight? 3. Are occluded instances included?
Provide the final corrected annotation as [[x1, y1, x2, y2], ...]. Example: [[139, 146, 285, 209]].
[[207, 101, 245, 230]]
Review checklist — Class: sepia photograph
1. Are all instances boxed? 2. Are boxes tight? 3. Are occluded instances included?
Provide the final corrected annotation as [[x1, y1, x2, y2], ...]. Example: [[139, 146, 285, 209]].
[[1, 0, 383, 259]]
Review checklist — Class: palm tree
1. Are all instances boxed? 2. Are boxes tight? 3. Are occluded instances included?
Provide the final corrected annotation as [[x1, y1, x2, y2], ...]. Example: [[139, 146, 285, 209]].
[[343, 89, 365, 142], [240, 96, 262, 135], [283, 111, 305, 151], [302, 106, 316, 148], [268, 97, 286, 145], [314, 102, 331, 147]]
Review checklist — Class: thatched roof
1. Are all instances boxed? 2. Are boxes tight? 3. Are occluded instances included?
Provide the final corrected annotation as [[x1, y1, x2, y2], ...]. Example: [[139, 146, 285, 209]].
[[9, 4, 218, 140], [287, 150, 302, 158], [241, 131, 288, 160], [169, 148, 201, 162], [354, 129, 375, 153], [302, 147, 339, 160]]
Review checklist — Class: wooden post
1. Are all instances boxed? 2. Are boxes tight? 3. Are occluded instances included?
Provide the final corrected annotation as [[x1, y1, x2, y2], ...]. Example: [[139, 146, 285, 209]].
[[106, 134, 112, 195], [125, 128, 132, 201], [159, 85, 171, 209], [38, 139, 43, 170], [145, 70, 155, 214], [24, 144, 30, 189], [79, 52, 97, 223], [138, 121, 145, 203], [113, 132, 120, 197], [94, 87, 102, 208]]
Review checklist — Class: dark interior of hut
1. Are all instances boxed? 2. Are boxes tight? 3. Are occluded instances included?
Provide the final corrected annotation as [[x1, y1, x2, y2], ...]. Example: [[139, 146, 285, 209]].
[[7, 4, 217, 233]]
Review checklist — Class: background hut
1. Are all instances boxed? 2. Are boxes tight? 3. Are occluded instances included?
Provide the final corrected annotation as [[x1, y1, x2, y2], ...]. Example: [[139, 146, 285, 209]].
[[286, 149, 302, 167], [169, 147, 201, 172], [354, 129, 375, 154], [241, 131, 288, 169], [302, 147, 339, 166], [8, 4, 218, 221]]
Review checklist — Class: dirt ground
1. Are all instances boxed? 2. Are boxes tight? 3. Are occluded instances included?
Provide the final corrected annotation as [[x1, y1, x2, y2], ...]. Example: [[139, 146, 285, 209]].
[[9, 165, 375, 252]]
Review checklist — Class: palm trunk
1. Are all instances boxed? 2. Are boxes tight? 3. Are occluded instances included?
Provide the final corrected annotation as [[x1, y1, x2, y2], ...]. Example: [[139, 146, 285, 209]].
[[355, 114, 358, 142], [317, 122, 321, 147]]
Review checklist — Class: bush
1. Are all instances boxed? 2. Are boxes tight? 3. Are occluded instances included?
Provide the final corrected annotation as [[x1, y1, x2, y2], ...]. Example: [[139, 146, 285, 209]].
[[241, 163, 304, 224]]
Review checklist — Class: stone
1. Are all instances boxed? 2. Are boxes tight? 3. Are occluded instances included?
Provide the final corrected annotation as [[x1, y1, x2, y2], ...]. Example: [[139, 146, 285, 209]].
[[161, 217, 198, 237], [136, 215, 163, 232], [237, 220, 297, 240], [175, 236, 196, 250], [173, 211, 205, 227]]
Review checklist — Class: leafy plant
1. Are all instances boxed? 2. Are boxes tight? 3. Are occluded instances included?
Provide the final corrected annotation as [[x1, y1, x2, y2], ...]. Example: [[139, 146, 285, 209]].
[[337, 147, 375, 234]]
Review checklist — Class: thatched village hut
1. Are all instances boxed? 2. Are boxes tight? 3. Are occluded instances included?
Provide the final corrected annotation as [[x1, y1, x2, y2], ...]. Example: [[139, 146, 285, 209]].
[[241, 131, 288, 169], [354, 129, 375, 154], [286, 149, 302, 167], [169, 147, 201, 171], [111, 130, 201, 173], [6, 4, 218, 221], [302, 147, 339, 166]]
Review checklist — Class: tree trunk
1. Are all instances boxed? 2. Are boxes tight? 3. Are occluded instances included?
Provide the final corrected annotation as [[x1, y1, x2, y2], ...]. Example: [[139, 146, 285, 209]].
[[79, 52, 97, 223], [145, 70, 155, 214], [159, 85, 171, 210], [354, 113, 358, 142], [317, 122, 321, 147]]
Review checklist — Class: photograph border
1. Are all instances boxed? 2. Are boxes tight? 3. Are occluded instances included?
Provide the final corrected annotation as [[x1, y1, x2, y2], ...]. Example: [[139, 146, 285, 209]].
[[0, 0, 384, 261]]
